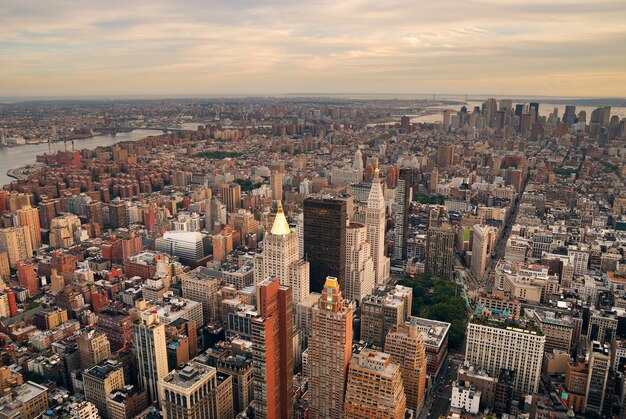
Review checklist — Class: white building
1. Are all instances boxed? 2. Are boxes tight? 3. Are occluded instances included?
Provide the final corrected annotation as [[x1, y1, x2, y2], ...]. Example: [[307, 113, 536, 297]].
[[451, 381, 481, 414], [344, 223, 375, 305], [155, 231, 205, 261], [255, 202, 310, 304], [465, 317, 546, 398]]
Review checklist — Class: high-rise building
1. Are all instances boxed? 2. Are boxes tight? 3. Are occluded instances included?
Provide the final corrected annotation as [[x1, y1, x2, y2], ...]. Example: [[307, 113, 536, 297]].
[[361, 285, 412, 348], [133, 309, 168, 404], [307, 276, 355, 418], [38, 199, 57, 230], [179, 267, 220, 323], [344, 349, 406, 418], [17, 260, 38, 297], [353, 148, 364, 172], [366, 168, 390, 286], [437, 145, 454, 167], [270, 170, 284, 202], [256, 202, 310, 304], [564, 105, 577, 125], [78, 329, 112, 370], [400, 115, 411, 132], [0, 226, 33, 267], [220, 183, 241, 213], [586, 341, 610, 416], [109, 199, 128, 230], [0, 252, 9, 283], [465, 316, 546, 398], [393, 168, 411, 261], [442, 109, 452, 132], [425, 224, 455, 279], [384, 319, 427, 413], [16, 204, 41, 250], [159, 362, 219, 419], [429, 167, 439, 193], [344, 223, 375, 304], [49, 213, 82, 248], [471, 225, 496, 280], [529, 102, 539, 122], [84, 360, 125, 419], [303, 196, 347, 292], [251, 277, 293, 419], [96, 309, 134, 351], [107, 385, 148, 419]]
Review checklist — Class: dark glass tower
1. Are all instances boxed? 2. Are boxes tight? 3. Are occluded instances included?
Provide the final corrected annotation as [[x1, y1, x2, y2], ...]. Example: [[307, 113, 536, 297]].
[[303, 196, 347, 292]]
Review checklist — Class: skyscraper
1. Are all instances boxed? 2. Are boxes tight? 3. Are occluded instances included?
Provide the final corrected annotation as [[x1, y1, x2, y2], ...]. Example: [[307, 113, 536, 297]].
[[465, 316, 546, 398], [344, 349, 406, 418], [17, 260, 38, 297], [361, 285, 412, 348], [270, 170, 284, 202], [84, 360, 125, 419], [425, 223, 455, 279], [303, 196, 347, 292], [0, 226, 33, 267], [78, 329, 112, 370], [344, 223, 375, 304], [257, 201, 310, 304], [471, 225, 496, 280], [366, 168, 390, 286], [108, 198, 128, 230], [586, 340, 610, 416], [220, 183, 241, 213], [437, 144, 454, 167], [385, 319, 428, 413], [133, 309, 168, 404], [307, 276, 354, 418], [16, 204, 41, 250], [563, 105, 577, 125], [159, 362, 219, 419], [393, 168, 411, 261], [251, 277, 293, 419]]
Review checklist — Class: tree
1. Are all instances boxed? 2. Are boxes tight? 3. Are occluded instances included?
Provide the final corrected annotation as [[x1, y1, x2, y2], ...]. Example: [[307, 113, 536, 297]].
[[399, 273, 468, 348]]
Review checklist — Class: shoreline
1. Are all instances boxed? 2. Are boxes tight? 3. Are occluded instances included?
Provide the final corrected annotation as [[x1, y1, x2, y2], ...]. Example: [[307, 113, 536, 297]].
[[6, 163, 46, 181]]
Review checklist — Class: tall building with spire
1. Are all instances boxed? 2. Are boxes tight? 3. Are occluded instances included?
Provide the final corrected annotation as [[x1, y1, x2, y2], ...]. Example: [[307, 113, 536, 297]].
[[256, 202, 310, 304], [307, 276, 355, 418], [366, 167, 390, 286]]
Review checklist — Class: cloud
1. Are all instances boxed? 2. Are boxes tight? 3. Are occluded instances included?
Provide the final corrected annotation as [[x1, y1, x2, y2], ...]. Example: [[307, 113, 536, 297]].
[[0, 0, 625, 96]]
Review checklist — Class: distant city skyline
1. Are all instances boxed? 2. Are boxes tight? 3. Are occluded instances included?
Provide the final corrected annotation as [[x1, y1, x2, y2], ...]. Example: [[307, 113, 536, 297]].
[[2, 0, 626, 97]]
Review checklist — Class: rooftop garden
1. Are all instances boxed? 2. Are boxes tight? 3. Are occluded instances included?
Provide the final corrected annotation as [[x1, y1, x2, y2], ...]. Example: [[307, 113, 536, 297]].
[[470, 315, 543, 336]]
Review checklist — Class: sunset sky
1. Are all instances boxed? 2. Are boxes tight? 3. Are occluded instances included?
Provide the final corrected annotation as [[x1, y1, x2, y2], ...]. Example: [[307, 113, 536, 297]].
[[2, 0, 626, 98]]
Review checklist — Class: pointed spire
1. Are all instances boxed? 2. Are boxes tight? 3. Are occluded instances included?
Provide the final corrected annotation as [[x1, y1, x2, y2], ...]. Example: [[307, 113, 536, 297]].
[[270, 200, 291, 235]]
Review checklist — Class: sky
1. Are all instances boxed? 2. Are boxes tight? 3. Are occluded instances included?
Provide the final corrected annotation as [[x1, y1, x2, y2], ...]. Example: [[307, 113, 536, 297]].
[[1, 0, 626, 98]]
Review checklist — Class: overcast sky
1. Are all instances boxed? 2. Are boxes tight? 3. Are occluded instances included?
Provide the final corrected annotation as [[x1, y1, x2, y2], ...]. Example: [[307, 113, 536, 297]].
[[1, 0, 626, 98]]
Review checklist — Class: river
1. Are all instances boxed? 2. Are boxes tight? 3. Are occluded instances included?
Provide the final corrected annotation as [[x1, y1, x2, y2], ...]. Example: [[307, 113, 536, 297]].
[[0, 130, 162, 187]]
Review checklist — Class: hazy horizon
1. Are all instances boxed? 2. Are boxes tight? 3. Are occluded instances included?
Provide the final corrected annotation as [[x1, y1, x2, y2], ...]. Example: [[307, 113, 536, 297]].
[[2, 0, 626, 98]]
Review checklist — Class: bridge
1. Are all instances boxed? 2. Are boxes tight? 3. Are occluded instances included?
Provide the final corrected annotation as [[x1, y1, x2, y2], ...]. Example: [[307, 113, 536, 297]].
[[134, 126, 189, 133], [94, 126, 189, 135]]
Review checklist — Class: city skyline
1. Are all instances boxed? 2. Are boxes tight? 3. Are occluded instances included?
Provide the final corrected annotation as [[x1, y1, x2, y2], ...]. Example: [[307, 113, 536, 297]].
[[2, 0, 626, 97]]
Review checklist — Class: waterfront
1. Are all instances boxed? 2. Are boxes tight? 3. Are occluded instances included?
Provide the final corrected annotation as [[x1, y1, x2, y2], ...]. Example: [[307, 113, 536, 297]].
[[0, 129, 161, 187]]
